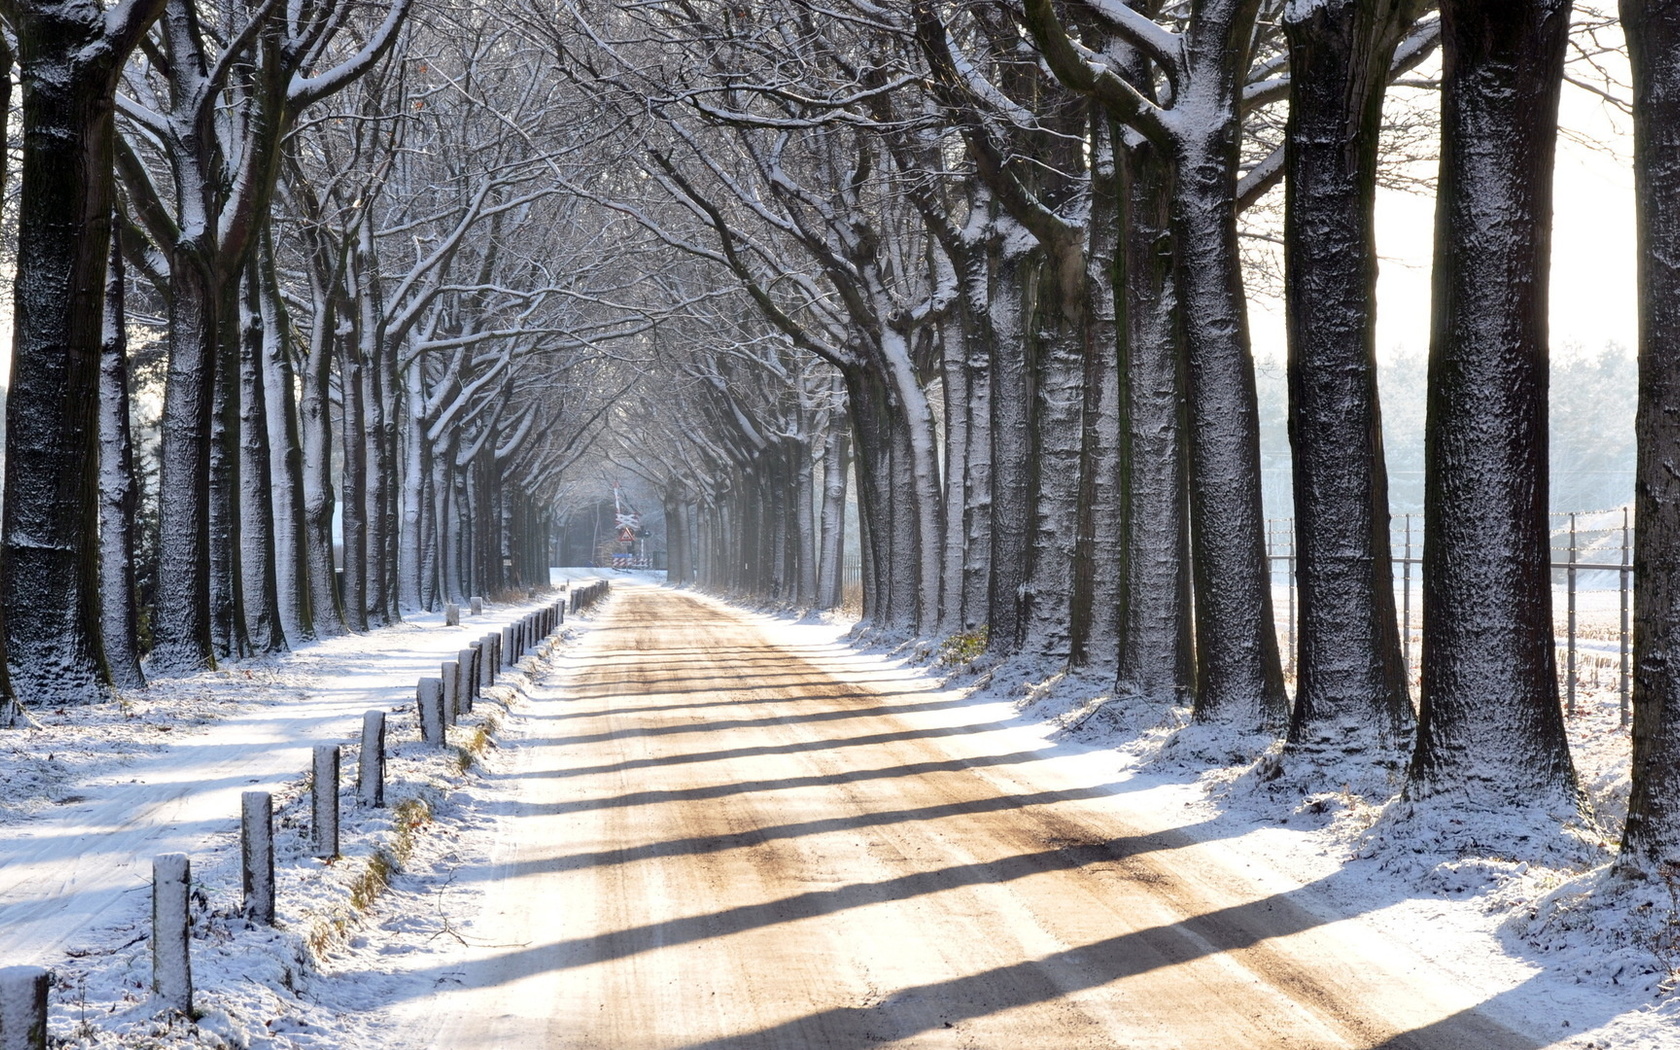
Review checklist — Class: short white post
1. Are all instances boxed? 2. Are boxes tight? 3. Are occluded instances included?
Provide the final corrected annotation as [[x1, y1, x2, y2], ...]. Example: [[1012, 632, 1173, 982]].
[[481, 635, 497, 688], [470, 596, 483, 616], [444, 602, 460, 627], [502, 625, 516, 667], [418, 677, 445, 744], [457, 649, 477, 712], [0, 966, 50, 1050], [152, 853, 193, 1013], [359, 711, 386, 807], [312, 745, 339, 859], [241, 792, 274, 924], [441, 662, 459, 723]]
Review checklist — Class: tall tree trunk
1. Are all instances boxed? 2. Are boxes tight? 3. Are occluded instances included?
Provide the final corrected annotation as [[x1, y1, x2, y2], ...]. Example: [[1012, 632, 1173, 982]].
[[238, 259, 285, 653], [1174, 114, 1289, 730], [209, 281, 250, 660], [938, 318, 970, 634], [257, 230, 313, 641], [1024, 267, 1086, 663], [299, 300, 346, 636], [98, 230, 145, 689], [958, 240, 994, 633], [988, 239, 1037, 651], [1077, 128, 1125, 666], [4, 6, 152, 701], [1282, 0, 1417, 752], [151, 257, 220, 672], [1115, 135, 1195, 705], [339, 329, 368, 632], [1407, 0, 1578, 806], [400, 363, 428, 609], [1623, 0, 1680, 872], [817, 408, 850, 610]]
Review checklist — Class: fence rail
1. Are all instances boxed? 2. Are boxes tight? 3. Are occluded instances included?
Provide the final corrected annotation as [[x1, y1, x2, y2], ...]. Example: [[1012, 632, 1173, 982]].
[[1267, 508, 1633, 725]]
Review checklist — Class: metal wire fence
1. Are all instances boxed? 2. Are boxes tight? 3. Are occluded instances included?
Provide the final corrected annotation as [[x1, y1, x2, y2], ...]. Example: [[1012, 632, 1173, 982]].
[[1268, 508, 1633, 725]]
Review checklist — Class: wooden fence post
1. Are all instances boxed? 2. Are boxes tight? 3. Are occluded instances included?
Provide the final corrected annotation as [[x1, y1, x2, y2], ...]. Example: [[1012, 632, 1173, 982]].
[[0, 966, 49, 1050], [241, 792, 274, 924], [359, 711, 386, 807], [152, 853, 193, 1013], [418, 678, 445, 744], [312, 746, 339, 859]]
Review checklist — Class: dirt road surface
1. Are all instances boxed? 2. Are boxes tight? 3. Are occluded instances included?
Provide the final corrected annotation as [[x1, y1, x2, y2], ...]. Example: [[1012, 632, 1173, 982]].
[[389, 585, 1542, 1049]]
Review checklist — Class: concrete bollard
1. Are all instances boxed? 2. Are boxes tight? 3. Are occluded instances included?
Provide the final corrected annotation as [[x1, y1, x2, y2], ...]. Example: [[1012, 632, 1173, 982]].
[[0, 966, 50, 1050], [480, 635, 496, 689], [312, 745, 339, 859], [241, 792, 274, 925], [418, 677, 445, 744], [470, 596, 483, 616], [456, 649, 477, 713], [502, 625, 516, 667], [441, 662, 459, 722], [152, 853, 193, 1013], [360, 711, 386, 808], [444, 602, 460, 627], [557, 602, 565, 626]]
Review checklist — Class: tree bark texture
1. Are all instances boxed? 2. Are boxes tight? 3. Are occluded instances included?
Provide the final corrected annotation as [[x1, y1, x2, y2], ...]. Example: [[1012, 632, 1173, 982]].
[[98, 230, 146, 689], [1115, 134, 1195, 706], [1282, 0, 1415, 752], [1622, 0, 1680, 868], [2, 0, 158, 702], [1409, 0, 1578, 806], [1172, 66, 1289, 729]]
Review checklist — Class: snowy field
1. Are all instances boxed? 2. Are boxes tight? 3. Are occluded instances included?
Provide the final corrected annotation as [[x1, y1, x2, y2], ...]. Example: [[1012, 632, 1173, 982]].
[[0, 571, 1674, 1047]]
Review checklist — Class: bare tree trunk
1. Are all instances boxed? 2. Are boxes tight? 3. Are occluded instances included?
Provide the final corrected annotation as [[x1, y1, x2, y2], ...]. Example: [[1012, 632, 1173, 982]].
[[99, 230, 145, 689], [817, 407, 850, 610], [338, 328, 368, 633], [1624, 0, 1680, 871], [1115, 135, 1195, 705], [1282, 0, 1417, 755], [209, 283, 250, 660], [1077, 129, 1125, 666], [400, 363, 427, 609], [299, 298, 346, 637], [1175, 115, 1289, 730], [988, 241, 1036, 651], [238, 259, 285, 653], [257, 230, 313, 641], [151, 257, 220, 672], [939, 318, 970, 634], [1408, 0, 1578, 806]]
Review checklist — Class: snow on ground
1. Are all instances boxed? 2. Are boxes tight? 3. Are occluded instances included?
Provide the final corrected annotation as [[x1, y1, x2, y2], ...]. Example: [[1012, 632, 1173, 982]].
[[0, 581, 598, 1048], [3, 570, 1676, 1048]]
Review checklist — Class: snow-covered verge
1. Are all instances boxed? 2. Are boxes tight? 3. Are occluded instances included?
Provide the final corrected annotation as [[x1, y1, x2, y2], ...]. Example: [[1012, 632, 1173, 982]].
[[810, 614, 1679, 1049], [0, 581, 607, 1050]]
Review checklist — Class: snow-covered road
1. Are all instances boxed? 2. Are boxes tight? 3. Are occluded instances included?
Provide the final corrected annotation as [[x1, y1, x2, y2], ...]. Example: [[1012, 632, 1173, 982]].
[[373, 585, 1546, 1049]]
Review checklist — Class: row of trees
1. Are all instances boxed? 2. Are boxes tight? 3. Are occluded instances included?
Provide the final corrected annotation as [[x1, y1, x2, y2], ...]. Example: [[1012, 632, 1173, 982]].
[[0, 0, 627, 705], [559, 0, 1679, 874], [1, 0, 1675, 878]]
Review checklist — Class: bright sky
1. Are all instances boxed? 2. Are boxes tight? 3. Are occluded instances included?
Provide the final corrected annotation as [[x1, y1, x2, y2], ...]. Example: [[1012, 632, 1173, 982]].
[[1251, 41, 1638, 366]]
